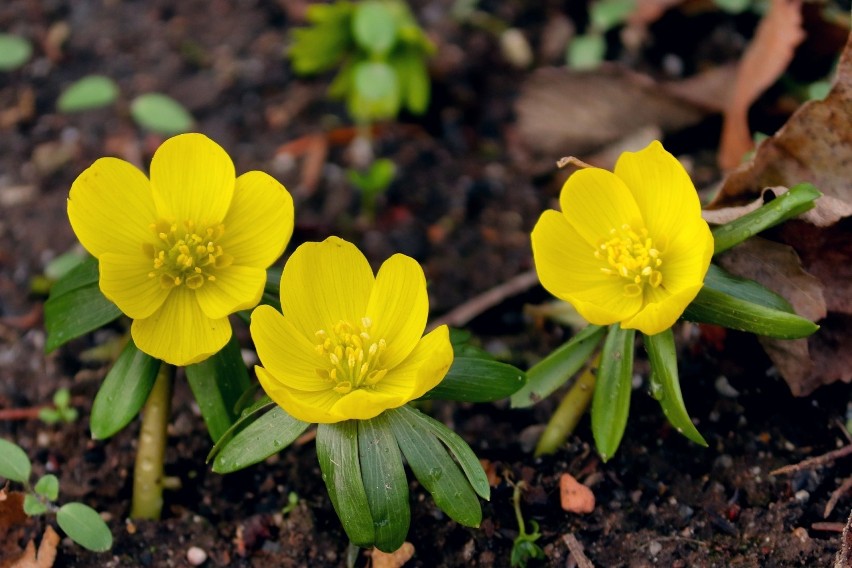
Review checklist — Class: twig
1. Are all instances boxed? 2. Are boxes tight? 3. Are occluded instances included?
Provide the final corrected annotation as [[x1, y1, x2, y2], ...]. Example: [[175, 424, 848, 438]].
[[813, 522, 846, 532], [427, 270, 539, 331], [562, 534, 595, 568], [835, 509, 852, 568], [826, 476, 852, 518], [770, 444, 852, 476], [556, 156, 595, 170]]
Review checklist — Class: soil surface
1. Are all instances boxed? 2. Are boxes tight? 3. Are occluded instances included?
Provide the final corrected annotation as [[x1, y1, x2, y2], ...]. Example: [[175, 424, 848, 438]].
[[1, 1, 850, 567]]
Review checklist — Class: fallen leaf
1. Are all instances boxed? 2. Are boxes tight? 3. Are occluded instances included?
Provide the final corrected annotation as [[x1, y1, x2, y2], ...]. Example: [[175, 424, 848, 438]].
[[713, 31, 852, 207], [559, 473, 595, 514], [717, 0, 805, 171], [629, 0, 687, 27], [370, 542, 415, 568], [716, 238, 826, 322], [10, 525, 59, 568], [515, 66, 704, 160]]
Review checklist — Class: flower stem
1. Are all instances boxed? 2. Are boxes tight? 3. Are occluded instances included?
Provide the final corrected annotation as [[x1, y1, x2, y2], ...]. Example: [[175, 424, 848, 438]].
[[534, 354, 600, 457], [130, 362, 174, 520]]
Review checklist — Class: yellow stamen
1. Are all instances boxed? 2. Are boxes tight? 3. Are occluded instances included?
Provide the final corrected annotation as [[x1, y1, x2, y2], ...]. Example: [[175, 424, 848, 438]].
[[596, 223, 665, 297], [145, 219, 228, 290], [314, 318, 388, 393]]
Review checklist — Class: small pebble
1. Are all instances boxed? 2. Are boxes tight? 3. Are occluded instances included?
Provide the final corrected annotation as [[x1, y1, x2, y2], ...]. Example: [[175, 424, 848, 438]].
[[187, 546, 208, 566], [794, 490, 810, 503], [648, 541, 662, 556]]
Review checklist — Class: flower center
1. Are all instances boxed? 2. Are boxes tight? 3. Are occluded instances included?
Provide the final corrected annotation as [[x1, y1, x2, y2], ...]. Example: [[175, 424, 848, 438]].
[[314, 317, 388, 395], [595, 223, 665, 297], [143, 220, 233, 290]]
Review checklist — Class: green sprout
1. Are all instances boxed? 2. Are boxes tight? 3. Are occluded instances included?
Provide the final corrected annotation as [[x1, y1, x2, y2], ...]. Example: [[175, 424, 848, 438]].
[[509, 480, 545, 568], [289, 0, 434, 125], [0, 438, 112, 552], [347, 157, 396, 219], [38, 388, 79, 425]]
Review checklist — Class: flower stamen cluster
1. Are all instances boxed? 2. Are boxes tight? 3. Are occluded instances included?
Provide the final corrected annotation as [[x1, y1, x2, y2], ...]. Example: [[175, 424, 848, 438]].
[[315, 317, 388, 394], [143, 220, 233, 290], [595, 224, 665, 298]]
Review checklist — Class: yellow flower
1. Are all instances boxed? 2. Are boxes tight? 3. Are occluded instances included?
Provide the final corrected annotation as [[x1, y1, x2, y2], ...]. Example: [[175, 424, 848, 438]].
[[68, 133, 294, 365], [531, 141, 713, 335], [251, 237, 453, 423]]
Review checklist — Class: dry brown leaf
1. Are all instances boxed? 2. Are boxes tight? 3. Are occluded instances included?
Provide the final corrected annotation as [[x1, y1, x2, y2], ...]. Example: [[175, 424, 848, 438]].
[[628, 0, 687, 26], [718, 0, 805, 170], [514, 66, 704, 160], [717, 238, 826, 321], [713, 31, 852, 207], [559, 473, 595, 514], [10, 526, 59, 568], [370, 542, 415, 568]]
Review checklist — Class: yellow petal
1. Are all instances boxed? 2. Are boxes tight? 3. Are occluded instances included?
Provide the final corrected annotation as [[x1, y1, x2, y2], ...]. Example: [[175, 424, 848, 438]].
[[330, 388, 409, 422], [280, 237, 374, 338], [68, 157, 156, 258], [256, 366, 342, 423], [531, 210, 613, 297], [194, 265, 265, 319], [131, 287, 230, 366], [622, 283, 704, 335], [220, 171, 294, 269], [559, 168, 643, 247], [150, 133, 235, 224], [614, 140, 702, 241], [99, 253, 170, 319], [250, 305, 330, 392], [564, 278, 643, 327], [365, 253, 428, 369], [378, 325, 454, 401], [658, 222, 714, 294]]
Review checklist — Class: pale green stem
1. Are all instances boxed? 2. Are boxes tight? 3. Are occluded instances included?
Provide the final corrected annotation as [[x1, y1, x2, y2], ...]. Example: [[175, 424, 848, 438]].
[[130, 363, 174, 519], [534, 354, 600, 457]]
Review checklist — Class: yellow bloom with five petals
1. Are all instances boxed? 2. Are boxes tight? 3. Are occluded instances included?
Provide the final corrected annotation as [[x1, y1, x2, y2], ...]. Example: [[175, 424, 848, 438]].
[[68, 133, 294, 366], [531, 141, 713, 335], [251, 237, 454, 424]]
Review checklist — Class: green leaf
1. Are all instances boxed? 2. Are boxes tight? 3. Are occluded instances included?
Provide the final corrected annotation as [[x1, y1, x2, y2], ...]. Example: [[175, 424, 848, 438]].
[[205, 395, 274, 462], [289, 3, 354, 75], [702, 264, 793, 313], [511, 325, 606, 408], [419, 357, 525, 403], [643, 329, 707, 446], [398, 405, 489, 500], [0, 34, 32, 71], [185, 336, 252, 442], [357, 414, 409, 552], [391, 48, 430, 114], [23, 494, 48, 516], [567, 33, 606, 71], [38, 408, 61, 424], [352, 1, 399, 55], [590, 0, 636, 31], [711, 183, 821, 255], [130, 93, 194, 135], [90, 340, 160, 440], [387, 407, 482, 527], [591, 325, 635, 462], [53, 387, 71, 409], [682, 286, 819, 339], [0, 438, 32, 482], [44, 258, 122, 352], [316, 421, 375, 547], [57, 75, 119, 113], [349, 61, 400, 122], [56, 502, 113, 552], [713, 0, 751, 14], [34, 474, 60, 501], [44, 248, 89, 281], [212, 407, 309, 473]]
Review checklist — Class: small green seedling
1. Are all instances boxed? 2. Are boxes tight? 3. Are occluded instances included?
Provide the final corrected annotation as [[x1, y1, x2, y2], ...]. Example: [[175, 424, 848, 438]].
[[289, 0, 434, 124], [509, 480, 545, 568], [0, 33, 32, 72], [567, 0, 635, 70], [38, 388, 79, 425], [0, 438, 112, 552], [347, 157, 396, 218], [281, 491, 300, 516]]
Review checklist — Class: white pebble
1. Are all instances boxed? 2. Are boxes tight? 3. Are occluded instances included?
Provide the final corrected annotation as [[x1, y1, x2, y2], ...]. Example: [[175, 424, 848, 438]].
[[187, 546, 207, 566]]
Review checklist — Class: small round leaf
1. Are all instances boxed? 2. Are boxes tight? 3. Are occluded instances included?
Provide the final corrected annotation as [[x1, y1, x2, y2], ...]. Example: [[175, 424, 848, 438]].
[[23, 494, 48, 516], [567, 34, 606, 71], [0, 438, 31, 482], [352, 1, 398, 55], [0, 34, 32, 72], [35, 474, 60, 501], [57, 75, 119, 113], [130, 93, 194, 135], [57, 502, 113, 552]]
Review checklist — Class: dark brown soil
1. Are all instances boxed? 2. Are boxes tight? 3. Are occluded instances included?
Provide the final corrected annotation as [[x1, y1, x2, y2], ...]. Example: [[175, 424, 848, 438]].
[[1, 1, 849, 566]]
